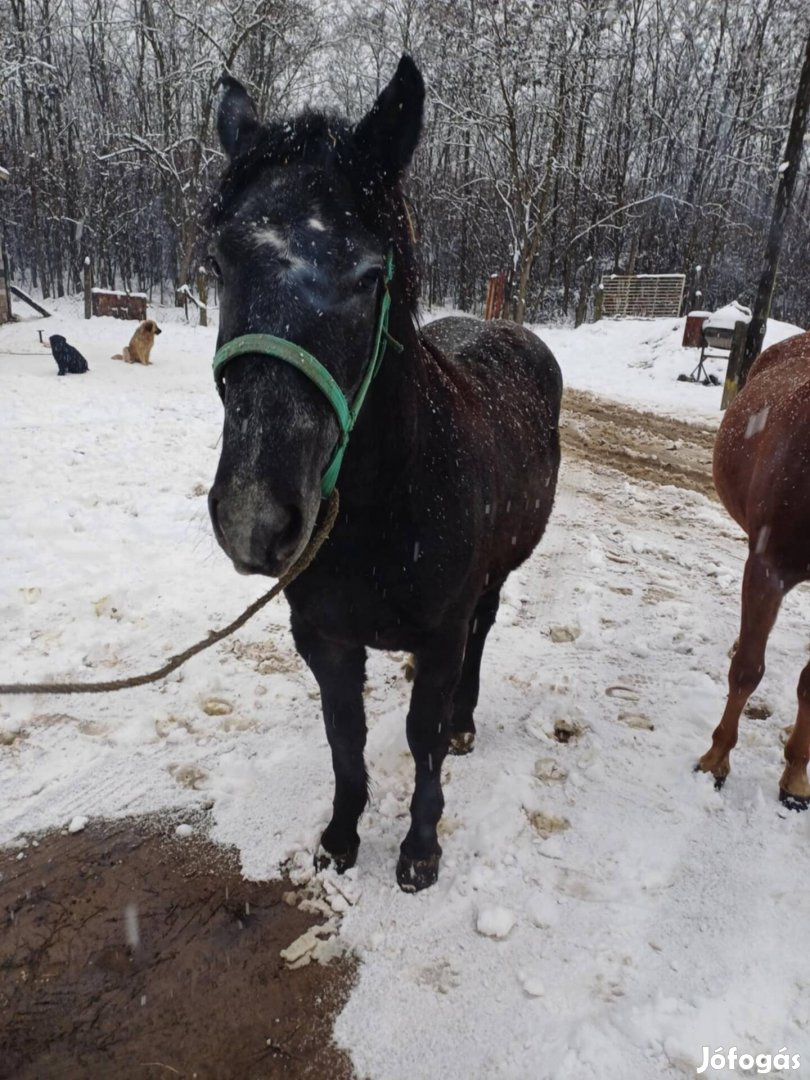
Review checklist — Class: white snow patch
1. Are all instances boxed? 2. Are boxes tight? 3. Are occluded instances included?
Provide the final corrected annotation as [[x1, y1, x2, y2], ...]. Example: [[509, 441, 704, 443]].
[[476, 905, 517, 939]]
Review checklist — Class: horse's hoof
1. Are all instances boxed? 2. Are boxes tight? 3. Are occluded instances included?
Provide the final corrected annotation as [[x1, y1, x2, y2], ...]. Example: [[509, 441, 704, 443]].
[[396, 851, 441, 893], [449, 731, 475, 756], [693, 762, 726, 790], [314, 842, 359, 874], [779, 789, 810, 812]]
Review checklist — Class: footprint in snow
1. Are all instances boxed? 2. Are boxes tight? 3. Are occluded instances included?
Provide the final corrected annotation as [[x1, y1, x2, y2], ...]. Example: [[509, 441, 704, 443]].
[[168, 763, 209, 791], [200, 696, 233, 717], [553, 718, 582, 743], [529, 812, 570, 839]]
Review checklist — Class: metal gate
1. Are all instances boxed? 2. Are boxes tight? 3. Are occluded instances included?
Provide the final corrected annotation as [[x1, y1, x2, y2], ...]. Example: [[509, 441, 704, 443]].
[[600, 274, 685, 318]]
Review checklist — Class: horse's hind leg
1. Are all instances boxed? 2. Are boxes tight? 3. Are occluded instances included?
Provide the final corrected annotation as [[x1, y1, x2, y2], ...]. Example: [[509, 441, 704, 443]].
[[780, 661, 810, 810], [698, 553, 783, 786], [449, 582, 504, 755], [398, 622, 467, 892], [292, 620, 368, 872]]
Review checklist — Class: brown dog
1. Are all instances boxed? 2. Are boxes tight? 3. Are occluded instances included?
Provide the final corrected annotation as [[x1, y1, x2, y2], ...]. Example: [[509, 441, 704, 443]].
[[112, 320, 162, 365]]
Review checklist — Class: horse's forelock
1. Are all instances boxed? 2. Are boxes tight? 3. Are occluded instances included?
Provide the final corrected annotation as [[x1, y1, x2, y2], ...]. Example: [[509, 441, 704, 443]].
[[210, 112, 347, 222]]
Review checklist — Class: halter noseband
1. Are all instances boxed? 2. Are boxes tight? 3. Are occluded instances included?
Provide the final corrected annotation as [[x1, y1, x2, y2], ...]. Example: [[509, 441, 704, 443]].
[[212, 252, 400, 498]]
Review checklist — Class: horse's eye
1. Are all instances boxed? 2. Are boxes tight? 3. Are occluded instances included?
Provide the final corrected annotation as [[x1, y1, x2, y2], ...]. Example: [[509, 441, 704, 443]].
[[208, 255, 223, 280], [355, 267, 382, 293]]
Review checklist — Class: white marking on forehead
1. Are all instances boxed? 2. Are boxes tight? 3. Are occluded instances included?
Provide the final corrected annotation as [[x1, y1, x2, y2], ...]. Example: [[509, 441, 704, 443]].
[[252, 227, 311, 274], [253, 227, 288, 253], [307, 217, 327, 232]]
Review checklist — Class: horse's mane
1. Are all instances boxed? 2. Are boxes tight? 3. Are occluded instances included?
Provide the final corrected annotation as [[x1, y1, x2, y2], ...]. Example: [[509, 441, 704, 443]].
[[208, 110, 420, 314]]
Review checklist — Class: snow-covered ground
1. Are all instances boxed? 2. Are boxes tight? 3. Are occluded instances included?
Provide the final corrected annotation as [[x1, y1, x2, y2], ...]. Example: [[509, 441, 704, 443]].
[[2, 298, 809, 1079], [538, 316, 802, 421]]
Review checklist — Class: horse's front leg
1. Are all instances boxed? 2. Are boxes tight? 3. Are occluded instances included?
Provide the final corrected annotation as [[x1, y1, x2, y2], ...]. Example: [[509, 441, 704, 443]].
[[397, 623, 467, 892], [292, 618, 368, 872]]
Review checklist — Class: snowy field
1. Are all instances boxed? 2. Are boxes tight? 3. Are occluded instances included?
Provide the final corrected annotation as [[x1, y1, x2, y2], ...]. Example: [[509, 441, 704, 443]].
[[537, 315, 802, 420], [2, 298, 809, 1079]]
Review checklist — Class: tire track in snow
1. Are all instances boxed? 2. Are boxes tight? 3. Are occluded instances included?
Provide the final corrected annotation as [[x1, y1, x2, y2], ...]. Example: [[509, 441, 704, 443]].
[[562, 389, 718, 499]]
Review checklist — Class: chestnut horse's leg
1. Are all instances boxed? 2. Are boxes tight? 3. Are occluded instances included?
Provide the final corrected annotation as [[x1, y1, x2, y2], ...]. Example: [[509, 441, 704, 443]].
[[698, 553, 783, 786], [397, 622, 467, 892], [292, 620, 368, 872], [780, 662, 810, 810], [448, 581, 505, 756]]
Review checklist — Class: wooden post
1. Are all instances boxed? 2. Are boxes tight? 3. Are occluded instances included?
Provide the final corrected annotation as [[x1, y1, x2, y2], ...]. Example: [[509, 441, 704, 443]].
[[196, 267, 208, 328], [484, 276, 495, 319], [0, 167, 9, 324], [593, 284, 604, 322], [0, 247, 11, 324], [485, 274, 505, 320], [720, 321, 750, 410], [83, 258, 92, 319], [687, 264, 703, 315], [175, 287, 189, 320]]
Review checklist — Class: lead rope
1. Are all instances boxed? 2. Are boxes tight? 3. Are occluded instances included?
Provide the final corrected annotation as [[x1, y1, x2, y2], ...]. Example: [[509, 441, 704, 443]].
[[0, 490, 340, 696]]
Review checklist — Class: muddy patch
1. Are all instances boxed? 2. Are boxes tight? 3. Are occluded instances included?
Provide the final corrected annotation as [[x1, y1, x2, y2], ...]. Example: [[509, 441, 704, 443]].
[[562, 388, 718, 498], [0, 816, 357, 1080]]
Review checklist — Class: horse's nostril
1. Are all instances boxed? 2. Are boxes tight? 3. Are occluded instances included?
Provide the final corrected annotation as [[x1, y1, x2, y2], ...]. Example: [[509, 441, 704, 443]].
[[277, 505, 303, 554], [246, 502, 304, 570]]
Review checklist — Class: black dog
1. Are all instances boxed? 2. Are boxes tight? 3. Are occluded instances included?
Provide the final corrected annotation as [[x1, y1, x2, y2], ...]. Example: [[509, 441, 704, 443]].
[[49, 334, 89, 375]]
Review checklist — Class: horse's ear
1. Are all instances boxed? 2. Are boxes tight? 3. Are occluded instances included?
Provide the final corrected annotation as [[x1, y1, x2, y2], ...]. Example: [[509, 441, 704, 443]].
[[217, 74, 260, 159], [353, 55, 425, 181]]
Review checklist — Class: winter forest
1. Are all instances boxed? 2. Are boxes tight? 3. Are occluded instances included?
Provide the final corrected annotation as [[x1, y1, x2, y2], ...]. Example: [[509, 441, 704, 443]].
[[2, 0, 809, 326]]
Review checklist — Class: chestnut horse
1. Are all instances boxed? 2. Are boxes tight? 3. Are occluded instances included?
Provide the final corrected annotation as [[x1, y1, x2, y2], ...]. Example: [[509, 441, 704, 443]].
[[206, 57, 562, 890], [698, 330, 810, 809]]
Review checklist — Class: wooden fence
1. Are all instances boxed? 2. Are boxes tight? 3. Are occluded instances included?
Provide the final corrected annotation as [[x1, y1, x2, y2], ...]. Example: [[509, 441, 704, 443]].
[[599, 274, 686, 318]]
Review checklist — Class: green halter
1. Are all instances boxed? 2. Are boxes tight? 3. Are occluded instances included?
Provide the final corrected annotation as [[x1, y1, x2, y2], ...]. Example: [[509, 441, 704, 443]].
[[212, 252, 400, 498]]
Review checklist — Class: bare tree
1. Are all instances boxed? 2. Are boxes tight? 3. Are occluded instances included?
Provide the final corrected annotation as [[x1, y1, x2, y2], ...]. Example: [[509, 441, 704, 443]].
[[2, 0, 809, 327]]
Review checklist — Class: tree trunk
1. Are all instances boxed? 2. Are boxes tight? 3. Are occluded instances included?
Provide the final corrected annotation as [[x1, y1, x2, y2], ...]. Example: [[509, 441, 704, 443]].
[[514, 253, 533, 326]]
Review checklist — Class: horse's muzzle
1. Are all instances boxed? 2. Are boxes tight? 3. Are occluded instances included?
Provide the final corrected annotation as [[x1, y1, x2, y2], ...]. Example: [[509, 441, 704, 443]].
[[208, 485, 305, 577]]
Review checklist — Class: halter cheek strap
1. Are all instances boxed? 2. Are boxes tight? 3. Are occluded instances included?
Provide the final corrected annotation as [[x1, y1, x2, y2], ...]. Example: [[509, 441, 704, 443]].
[[212, 252, 400, 499]]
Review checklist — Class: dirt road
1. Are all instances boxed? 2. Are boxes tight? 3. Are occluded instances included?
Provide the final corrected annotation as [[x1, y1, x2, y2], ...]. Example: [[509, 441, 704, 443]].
[[562, 388, 718, 499]]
